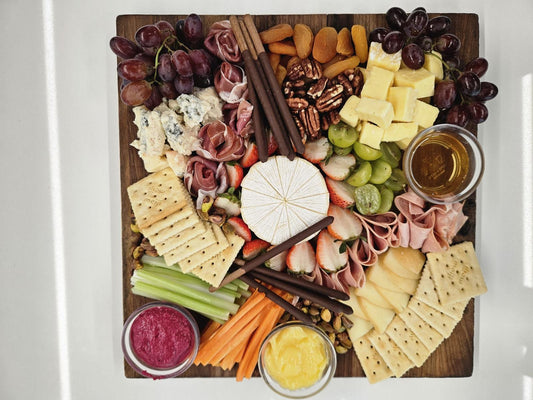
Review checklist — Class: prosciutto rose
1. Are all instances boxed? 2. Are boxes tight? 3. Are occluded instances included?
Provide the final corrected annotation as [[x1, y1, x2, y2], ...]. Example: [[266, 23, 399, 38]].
[[223, 100, 254, 138], [214, 62, 248, 103], [204, 20, 242, 63], [195, 120, 245, 161], [184, 156, 228, 209]]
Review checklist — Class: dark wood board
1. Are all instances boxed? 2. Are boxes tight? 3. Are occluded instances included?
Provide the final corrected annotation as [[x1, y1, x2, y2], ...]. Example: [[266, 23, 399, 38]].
[[117, 13, 479, 379]]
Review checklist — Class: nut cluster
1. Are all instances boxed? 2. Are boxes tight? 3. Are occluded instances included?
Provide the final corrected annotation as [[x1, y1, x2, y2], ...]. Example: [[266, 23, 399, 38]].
[[279, 298, 354, 354], [283, 58, 364, 141]]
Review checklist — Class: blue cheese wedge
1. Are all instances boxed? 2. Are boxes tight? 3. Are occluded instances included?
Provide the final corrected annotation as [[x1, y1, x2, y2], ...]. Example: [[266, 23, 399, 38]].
[[132, 106, 167, 156], [169, 94, 211, 128]]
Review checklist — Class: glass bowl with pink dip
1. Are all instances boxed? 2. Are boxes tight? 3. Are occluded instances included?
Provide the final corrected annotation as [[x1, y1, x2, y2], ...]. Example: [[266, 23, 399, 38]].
[[121, 302, 200, 379]]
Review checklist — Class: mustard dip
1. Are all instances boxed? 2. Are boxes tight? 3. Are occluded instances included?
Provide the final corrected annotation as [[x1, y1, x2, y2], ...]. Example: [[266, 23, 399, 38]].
[[263, 325, 328, 390]]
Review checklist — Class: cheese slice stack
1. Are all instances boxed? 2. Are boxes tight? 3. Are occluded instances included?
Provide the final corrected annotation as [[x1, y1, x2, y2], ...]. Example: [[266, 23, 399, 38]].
[[240, 156, 329, 245]]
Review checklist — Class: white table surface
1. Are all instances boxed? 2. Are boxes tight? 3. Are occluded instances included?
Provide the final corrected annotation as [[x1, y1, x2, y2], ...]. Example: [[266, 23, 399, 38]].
[[1, 0, 532, 399]]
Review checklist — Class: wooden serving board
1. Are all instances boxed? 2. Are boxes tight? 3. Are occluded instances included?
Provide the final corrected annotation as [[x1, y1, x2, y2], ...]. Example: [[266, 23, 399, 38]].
[[117, 13, 479, 379]]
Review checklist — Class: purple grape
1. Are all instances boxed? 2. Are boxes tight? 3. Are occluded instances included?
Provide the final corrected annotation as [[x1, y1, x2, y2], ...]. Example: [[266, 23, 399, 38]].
[[171, 50, 193, 77], [435, 33, 461, 55], [385, 7, 407, 30], [159, 81, 177, 99], [368, 27, 390, 44], [427, 16, 451, 37], [475, 82, 498, 101], [157, 53, 177, 82], [446, 105, 469, 127], [382, 31, 405, 54], [183, 13, 203, 47], [466, 102, 489, 123], [117, 58, 153, 81], [412, 7, 426, 13], [135, 25, 162, 48], [120, 80, 152, 106], [464, 57, 488, 78], [109, 36, 141, 59], [433, 80, 457, 110], [144, 86, 163, 110], [134, 53, 155, 65], [443, 53, 461, 70], [141, 46, 158, 56], [401, 43, 425, 69], [189, 49, 212, 77], [194, 75, 214, 88], [457, 72, 481, 96], [175, 19, 186, 42], [403, 9, 429, 38], [174, 75, 194, 94], [414, 35, 433, 52], [154, 20, 175, 43]]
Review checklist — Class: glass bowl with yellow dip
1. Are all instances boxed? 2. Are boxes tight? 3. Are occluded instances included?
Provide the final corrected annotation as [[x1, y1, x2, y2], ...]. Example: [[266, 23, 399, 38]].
[[258, 322, 336, 398]]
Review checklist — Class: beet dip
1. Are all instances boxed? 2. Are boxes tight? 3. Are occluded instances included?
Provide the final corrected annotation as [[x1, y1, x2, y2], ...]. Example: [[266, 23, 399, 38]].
[[130, 305, 195, 369]]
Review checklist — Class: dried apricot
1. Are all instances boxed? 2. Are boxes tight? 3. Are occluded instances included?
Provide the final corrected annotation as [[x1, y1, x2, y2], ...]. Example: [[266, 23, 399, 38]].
[[336, 27, 354, 56], [260, 24, 294, 44], [268, 52, 281, 72], [293, 23, 314, 59], [323, 56, 360, 79], [276, 64, 287, 86], [312, 27, 338, 64], [268, 40, 298, 56], [351, 25, 369, 64]]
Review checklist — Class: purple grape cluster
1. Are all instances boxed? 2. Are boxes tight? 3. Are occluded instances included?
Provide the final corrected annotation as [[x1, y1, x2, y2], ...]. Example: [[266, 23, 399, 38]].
[[110, 14, 218, 108], [369, 7, 498, 126]]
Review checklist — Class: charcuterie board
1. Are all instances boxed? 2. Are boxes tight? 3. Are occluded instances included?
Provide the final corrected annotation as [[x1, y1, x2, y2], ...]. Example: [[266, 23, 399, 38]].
[[117, 13, 479, 379]]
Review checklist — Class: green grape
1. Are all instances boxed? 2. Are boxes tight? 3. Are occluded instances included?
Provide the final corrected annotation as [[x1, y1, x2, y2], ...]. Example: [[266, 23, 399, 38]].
[[353, 141, 383, 161], [354, 184, 381, 215], [379, 142, 402, 169], [384, 168, 407, 192], [333, 145, 353, 156], [328, 122, 359, 148], [375, 186, 394, 214], [346, 161, 372, 187], [369, 159, 393, 184]]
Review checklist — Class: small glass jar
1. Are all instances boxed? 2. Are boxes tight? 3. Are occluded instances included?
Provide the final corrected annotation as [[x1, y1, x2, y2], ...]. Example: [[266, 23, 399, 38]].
[[258, 322, 337, 399], [121, 302, 200, 379]]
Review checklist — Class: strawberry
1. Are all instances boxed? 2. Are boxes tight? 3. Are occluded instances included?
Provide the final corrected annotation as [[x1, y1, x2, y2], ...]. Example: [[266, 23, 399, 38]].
[[325, 177, 355, 208], [264, 247, 288, 271], [315, 229, 349, 272], [242, 239, 270, 260], [302, 137, 332, 164], [240, 142, 259, 168], [214, 194, 241, 217], [319, 153, 356, 181], [226, 217, 252, 241], [226, 163, 244, 188], [327, 204, 363, 240], [267, 133, 278, 156], [286, 241, 316, 274]]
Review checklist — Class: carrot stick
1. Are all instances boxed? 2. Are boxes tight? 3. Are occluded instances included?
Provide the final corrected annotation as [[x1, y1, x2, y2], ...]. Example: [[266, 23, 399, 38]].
[[200, 321, 222, 344], [219, 336, 249, 371]]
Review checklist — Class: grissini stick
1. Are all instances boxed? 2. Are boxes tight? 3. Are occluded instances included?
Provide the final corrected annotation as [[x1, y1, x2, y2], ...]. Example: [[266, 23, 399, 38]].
[[243, 64, 268, 162], [211, 216, 333, 291], [239, 275, 313, 325], [243, 14, 305, 154]]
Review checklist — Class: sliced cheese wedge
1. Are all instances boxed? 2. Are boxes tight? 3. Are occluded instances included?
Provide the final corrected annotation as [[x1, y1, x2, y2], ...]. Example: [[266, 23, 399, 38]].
[[367, 258, 419, 295], [374, 285, 411, 314], [358, 297, 395, 333], [346, 315, 374, 342], [354, 280, 393, 309]]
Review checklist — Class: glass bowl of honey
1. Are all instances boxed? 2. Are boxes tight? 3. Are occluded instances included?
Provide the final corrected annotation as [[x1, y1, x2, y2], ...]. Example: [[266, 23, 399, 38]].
[[403, 124, 485, 204]]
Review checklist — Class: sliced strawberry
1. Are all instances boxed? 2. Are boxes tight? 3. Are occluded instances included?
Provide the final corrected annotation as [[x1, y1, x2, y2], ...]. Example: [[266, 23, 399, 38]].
[[302, 137, 332, 164], [327, 204, 363, 240], [325, 177, 355, 208], [267, 133, 278, 156], [264, 246, 288, 271], [214, 195, 241, 217], [226, 216, 252, 241], [240, 142, 259, 168], [286, 241, 316, 274], [319, 154, 356, 181], [316, 229, 349, 272], [242, 239, 270, 260], [226, 163, 244, 188]]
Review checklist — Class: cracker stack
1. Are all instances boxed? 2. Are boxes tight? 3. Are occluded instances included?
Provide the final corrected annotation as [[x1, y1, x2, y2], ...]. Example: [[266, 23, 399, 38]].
[[350, 241, 487, 384], [127, 168, 245, 287]]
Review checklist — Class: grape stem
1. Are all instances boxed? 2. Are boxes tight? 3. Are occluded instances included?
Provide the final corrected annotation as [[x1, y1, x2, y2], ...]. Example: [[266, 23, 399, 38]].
[[152, 35, 192, 84]]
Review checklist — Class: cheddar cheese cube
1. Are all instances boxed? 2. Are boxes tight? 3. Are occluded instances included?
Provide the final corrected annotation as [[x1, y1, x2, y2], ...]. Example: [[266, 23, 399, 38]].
[[394, 68, 435, 98], [412, 100, 439, 129], [387, 87, 417, 122], [361, 67, 395, 101], [382, 122, 418, 142], [359, 121, 384, 149], [354, 97, 394, 129], [423, 51, 444, 81], [339, 95, 361, 127], [367, 42, 402, 72]]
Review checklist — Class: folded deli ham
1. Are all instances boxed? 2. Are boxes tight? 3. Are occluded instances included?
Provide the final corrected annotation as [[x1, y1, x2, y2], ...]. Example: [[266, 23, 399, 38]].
[[195, 120, 245, 162], [214, 62, 248, 103], [394, 190, 468, 253], [223, 100, 254, 139], [184, 156, 228, 209], [204, 20, 242, 63]]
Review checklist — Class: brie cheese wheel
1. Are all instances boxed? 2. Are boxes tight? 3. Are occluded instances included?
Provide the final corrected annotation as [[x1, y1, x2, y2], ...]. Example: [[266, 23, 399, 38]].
[[240, 156, 329, 245]]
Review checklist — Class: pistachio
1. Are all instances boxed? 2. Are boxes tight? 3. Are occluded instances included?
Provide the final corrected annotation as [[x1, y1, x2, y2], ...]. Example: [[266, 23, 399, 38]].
[[301, 307, 309, 314], [328, 332, 336, 343], [303, 299, 312, 307], [318, 321, 335, 334], [332, 315, 343, 332], [311, 314, 321, 323], [308, 306, 320, 316], [341, 315, 354, 330], [335, 345, 349, 354], [320, 308, 332, 323], [130, 223, 140, 233], [339, 335, 353, 349], [132, 246, 144, 260]]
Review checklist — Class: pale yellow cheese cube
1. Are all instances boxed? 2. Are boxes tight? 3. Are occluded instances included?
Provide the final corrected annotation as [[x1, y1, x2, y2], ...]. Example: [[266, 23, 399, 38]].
[[423, 51, 444, 81], [367, 42, 402, 72], [395, 137, 413, 150], [361, 67, 395, 101], [358, 121, 384, 149], [358, 67, 368, 81], [339, 95, 361, 127], [387, 87, 417, 122], [412, 100, 439, 129], [382, 122, 418, 142], [354, 97, 394, 129], [394, 68, 435, 98]]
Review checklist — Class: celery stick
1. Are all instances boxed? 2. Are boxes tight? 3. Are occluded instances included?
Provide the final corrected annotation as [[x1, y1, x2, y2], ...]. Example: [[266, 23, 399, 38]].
[[131, 281, 230, 321], [133, 269, 240, 315], [233, 279, 249, 291], [140, 254, 182, 271]]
